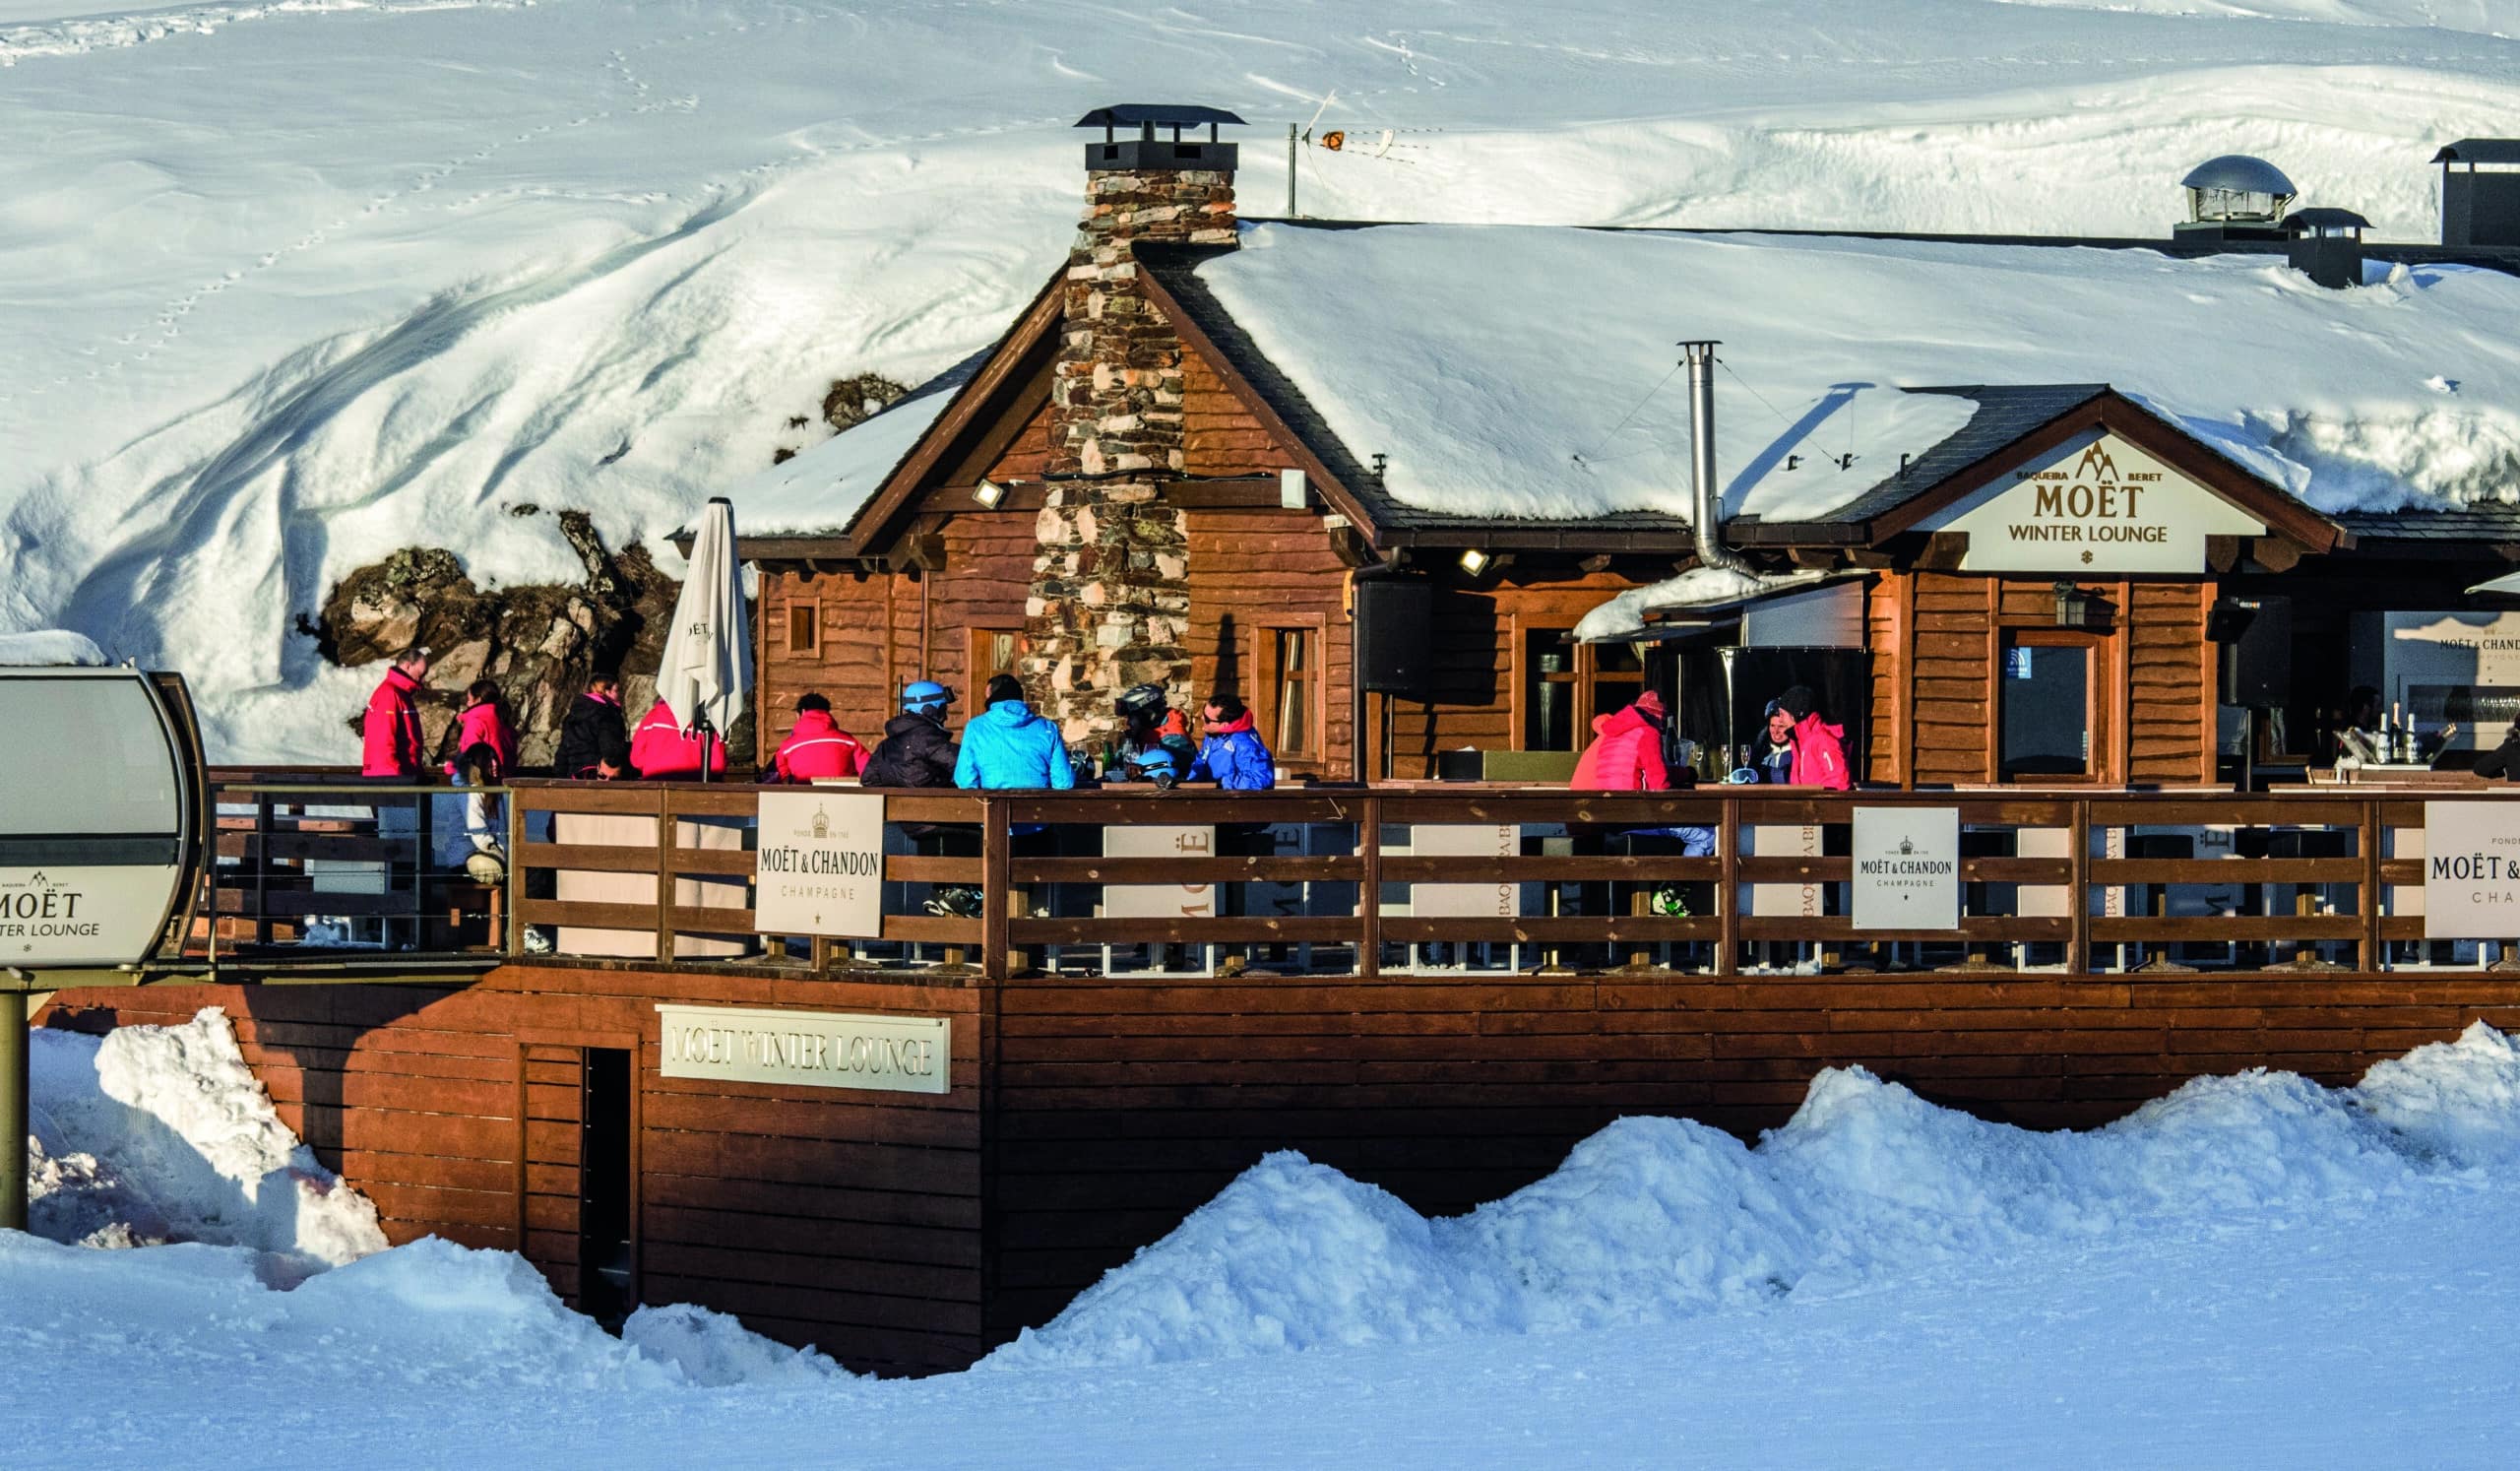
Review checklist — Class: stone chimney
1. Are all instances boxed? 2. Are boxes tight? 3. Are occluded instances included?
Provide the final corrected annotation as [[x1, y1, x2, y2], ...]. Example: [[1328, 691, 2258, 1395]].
[[1022, 106, 1243, 745]]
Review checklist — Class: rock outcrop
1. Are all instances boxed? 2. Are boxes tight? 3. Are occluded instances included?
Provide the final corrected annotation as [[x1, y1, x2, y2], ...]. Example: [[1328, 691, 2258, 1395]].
[[313, 511, 753, 769]]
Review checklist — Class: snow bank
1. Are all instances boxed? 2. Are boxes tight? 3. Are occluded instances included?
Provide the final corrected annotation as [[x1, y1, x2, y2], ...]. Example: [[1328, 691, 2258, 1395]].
[[29, 1007, 384, 1274], [0, 628, 106, 666], [994, 1029, 2520, 1370]]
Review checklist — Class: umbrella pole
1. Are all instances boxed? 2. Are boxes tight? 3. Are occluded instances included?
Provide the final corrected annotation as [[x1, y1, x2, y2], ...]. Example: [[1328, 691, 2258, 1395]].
[[697, 712, 714, 786]]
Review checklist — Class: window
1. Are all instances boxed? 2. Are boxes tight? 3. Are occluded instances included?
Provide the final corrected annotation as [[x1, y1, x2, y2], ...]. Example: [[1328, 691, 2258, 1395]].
[[1262, 626, 1322, 760], [2000, 630, 2102, 780], [787, 601, 820, 659], [970, 625, 1029, 684], [1520, 626, 1644, 751]]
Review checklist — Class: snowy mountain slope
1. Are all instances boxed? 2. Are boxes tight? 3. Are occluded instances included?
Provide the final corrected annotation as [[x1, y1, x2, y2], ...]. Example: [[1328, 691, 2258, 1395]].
[[8, 1, 2520, 757]]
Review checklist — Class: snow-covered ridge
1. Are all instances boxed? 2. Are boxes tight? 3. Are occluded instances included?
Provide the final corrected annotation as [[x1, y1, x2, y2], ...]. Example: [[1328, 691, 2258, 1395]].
[[992, 1022, 2520, 1369]]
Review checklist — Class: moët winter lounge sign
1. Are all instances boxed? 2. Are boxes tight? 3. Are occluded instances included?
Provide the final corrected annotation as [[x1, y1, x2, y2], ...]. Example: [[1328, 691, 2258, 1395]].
[[1915, 430, 2265, 574], [656, 1003, 949, 1094]]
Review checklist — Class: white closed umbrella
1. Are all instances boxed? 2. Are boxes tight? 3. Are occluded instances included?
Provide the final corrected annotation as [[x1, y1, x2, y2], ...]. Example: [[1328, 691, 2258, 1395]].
[[656, 495, 754, 782], [2470, 570, 2520, 597]]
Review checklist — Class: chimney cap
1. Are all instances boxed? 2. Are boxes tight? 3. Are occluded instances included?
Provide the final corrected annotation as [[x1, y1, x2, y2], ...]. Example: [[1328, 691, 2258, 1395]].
[[2434, 138, 2520, 165], [1076, 104, 1247, 129], [2282, 207, 2370, 237]]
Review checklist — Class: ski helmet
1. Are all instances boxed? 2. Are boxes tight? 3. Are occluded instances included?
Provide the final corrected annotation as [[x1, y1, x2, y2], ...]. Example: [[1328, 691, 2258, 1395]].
[[1115, 681, 1169, 723], [903, 680, 953, 716]]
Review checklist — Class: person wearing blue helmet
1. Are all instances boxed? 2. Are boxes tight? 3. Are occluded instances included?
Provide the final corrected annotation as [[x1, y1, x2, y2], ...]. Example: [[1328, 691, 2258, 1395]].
[[861, 679, 961, 790]]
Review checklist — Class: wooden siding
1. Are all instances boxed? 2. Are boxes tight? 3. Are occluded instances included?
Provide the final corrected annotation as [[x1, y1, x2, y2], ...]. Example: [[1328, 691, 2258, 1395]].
[[1180, 349, 1279, 476], [46, 971, 987, 1376], [979, 396, 1054, 483], [1186, 508, 1354, 776]]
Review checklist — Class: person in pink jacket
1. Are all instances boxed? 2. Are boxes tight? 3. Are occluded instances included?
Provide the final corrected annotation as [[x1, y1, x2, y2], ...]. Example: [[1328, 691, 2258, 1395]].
[[1571, 689, 1671, 791], [361, 647, 430, 778], [1773, 684, 1852, 791], [630, 698, 727, 780], [771, 694, 869, 782], [439, 680, 519, 780]]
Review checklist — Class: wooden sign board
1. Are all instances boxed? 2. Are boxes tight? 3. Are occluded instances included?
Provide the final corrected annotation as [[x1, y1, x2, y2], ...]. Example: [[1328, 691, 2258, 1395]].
[[754, 792, 885, 938], [656, 1003, 947, 1095]]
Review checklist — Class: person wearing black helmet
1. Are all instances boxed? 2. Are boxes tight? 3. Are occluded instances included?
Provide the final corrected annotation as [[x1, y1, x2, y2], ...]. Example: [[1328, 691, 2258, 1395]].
[[1112, 681, 1197, 787], [863, 680, 961, 790]]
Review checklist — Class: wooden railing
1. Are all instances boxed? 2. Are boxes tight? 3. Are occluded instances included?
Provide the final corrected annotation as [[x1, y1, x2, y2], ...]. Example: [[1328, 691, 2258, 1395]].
[[187, 775, 2520, 979]]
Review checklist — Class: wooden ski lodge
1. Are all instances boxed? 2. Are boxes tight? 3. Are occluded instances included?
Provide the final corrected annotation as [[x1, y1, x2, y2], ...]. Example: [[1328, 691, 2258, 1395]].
[[36, 111, 2520, 1375]]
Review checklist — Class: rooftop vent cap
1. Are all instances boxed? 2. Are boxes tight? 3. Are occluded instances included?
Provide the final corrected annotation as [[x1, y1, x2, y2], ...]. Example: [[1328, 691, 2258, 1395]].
[[2433, 139, 2520, 166], [2282, 207, 2370, 239], [2182, 156, 2298, 224], [1075, 104, 1247, 173]]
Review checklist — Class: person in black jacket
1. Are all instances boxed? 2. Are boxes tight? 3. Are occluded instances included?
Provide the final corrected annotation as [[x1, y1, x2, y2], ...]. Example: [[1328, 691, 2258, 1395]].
[[860, 681, 960, 789], [2474, 723, 2520, 781], [552, 673, 633, 779]]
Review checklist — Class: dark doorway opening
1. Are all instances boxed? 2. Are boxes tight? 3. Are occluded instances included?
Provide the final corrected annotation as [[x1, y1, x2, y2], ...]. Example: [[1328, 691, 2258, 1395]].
[[578, 1048, 636, 1329]]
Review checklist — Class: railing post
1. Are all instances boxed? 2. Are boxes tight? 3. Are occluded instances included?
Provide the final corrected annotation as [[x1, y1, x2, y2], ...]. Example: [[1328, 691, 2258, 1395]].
[[655, 788, 675, 965], [983, 797, 1013, 979], [2360, 798, 2383, 974], [2068, 798, 2091, 976], [1357, 795, 1381, 980], [412, 783, 432, 951], [251, 790, 272, 948], [1717, 793, 1739, 978]]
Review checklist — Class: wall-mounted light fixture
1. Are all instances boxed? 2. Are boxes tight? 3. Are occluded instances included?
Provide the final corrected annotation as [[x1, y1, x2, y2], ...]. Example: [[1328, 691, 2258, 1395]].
[[1459, 548, 1511, 578], [2052, 580, 2093, 627], [973, 478, 1007, 509], [1279, 468, 1308, 510]]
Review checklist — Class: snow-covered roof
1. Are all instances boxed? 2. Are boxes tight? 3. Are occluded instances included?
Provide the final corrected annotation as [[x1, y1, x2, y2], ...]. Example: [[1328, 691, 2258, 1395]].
[[1186, 224, 2520, 527], [718, 354, 981, 541], [0, 629, 108, 668]]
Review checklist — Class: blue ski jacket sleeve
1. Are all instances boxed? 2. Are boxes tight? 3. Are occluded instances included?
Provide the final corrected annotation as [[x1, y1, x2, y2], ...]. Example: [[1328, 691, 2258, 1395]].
[[1191, 729, 1277, 790]]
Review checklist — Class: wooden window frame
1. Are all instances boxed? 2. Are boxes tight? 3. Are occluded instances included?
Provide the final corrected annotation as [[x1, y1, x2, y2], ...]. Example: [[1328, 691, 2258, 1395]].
[[787, 599, 821, 660], [1257, 618, 1327, 763], [1510, 618, 1644, 752], [968, 624, 1028, 687], [1998, 626, 2117, 785]]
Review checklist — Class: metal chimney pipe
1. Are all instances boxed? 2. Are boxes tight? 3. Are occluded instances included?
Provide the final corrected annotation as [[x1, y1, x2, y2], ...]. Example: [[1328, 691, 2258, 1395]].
[[1681, 340, 1743, 572]]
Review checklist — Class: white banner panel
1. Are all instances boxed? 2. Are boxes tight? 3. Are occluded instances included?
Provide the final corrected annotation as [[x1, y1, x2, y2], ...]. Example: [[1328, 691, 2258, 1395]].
[[754, 792, 885, 937], [1409, 824, 1518, 920], [656, 1003, 949, 1094], [1852, 807, 1961, 930], [0, 864, 180, 967], [2424, 801, 2520, 939], [1747, 824, 1824, 919], [1104, 824, 1218, 920]]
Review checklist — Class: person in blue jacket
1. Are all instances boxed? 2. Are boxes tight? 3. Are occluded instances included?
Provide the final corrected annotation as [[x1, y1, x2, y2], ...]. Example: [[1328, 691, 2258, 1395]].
[[1190, 693, 1276, 790], [954, 673, 1077, 791]]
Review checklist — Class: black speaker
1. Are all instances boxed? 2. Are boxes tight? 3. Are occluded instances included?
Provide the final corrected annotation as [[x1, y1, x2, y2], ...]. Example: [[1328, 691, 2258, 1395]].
[[2216, 595, 2292, 707], [1354, 575, 1433, 695]]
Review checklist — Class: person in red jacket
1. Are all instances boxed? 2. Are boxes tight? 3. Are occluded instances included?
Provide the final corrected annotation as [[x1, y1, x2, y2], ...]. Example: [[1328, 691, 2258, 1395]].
[[438, 679, 519, 780], [1571, 689, 1670, 791], [629, 698, 727, 780], [361, 647, 431, 778], [1773, 684, 1852, 791], [771, 694, 869, 782]]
